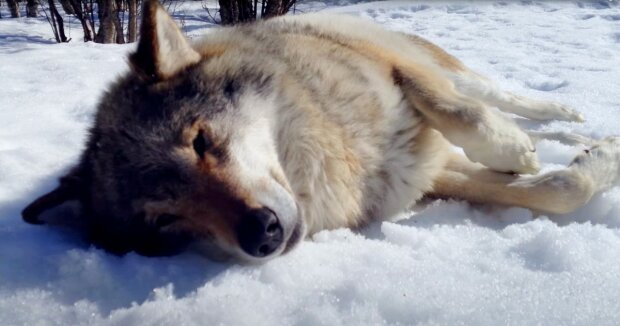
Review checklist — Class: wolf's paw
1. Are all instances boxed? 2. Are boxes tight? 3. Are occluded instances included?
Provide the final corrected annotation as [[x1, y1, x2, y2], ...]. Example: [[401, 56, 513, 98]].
[[538, 102, 585, 122], [467, 143, 540, 174], [465, 123, 540, 174], [571, 136, 620, 191]]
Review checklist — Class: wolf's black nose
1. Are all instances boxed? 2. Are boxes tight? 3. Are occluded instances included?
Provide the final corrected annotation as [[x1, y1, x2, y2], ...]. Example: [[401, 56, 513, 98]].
[[237, 208, 283, 257]]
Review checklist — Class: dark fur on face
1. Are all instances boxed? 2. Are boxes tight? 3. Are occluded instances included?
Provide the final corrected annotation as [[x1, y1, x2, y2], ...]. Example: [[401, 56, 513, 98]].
[[22, 0, 280, 258]]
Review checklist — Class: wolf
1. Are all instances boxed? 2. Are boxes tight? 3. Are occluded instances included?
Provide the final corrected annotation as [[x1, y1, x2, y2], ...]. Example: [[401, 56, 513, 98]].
[[22, 0, 620, 262]]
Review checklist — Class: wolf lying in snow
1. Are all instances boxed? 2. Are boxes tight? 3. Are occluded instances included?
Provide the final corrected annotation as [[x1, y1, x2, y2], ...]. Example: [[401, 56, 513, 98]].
[[22, 0, 620, 262]]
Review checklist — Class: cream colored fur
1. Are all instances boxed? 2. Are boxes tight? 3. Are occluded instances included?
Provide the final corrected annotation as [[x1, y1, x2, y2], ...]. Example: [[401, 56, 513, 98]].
[[192, 12, 620, 235], [230, 13, 618, 234]]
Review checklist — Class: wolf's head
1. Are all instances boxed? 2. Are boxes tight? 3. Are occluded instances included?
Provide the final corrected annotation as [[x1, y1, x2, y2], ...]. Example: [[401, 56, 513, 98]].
[[22, 0, 304, 262]]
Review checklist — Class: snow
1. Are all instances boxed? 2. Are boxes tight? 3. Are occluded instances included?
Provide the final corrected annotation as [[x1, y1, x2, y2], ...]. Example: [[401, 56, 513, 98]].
[[1, 1, 620, 325]]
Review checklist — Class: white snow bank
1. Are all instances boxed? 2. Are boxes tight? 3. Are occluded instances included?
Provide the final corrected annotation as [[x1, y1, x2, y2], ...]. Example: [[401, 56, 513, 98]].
[[1, 1, 620, 325]]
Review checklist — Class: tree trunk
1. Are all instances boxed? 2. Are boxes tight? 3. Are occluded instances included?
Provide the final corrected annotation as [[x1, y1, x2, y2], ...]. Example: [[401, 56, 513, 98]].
[[87, 0, 96, 34], [219, 0, 255, 25], [49, 0, 69, 42], [218, 0, 295, 23], [68, 0, 94, 41], [216, 0, 297, 24], [127, 0, 138, 42], [238, 0, 253, 21], [218, 0, 237, 25], [112, 0, 124, 44], [7, 0, 20, 18], [95, 0, 115, 43], [282, 0, 295, 13], [26, 0, 39, 17], [58, 0, 75, 14], [263, 0, 295, 18], [262, 0, 282, 19]]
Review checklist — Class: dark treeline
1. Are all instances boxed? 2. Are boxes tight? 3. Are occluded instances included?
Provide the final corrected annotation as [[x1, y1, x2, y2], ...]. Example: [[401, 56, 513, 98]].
[[218, 0, 296, 25], [0, 0, 297, 43]]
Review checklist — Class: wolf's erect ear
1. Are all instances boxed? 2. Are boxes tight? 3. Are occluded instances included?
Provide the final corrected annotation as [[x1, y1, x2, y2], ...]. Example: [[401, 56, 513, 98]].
[[22, 166, 86, 225], [129, 0, 200, 80]]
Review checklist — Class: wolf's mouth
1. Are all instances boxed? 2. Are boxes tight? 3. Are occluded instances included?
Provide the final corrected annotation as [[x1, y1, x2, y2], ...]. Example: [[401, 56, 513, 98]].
[[282, 216, 306, 255]]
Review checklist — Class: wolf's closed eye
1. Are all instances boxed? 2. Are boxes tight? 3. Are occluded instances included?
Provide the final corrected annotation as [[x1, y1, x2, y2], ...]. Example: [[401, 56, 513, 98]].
[[192, 129, 212, 159], [155, 213, 182, 228]]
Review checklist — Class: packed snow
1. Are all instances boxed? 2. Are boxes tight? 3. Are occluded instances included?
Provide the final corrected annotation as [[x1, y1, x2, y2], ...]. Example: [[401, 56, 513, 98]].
[[2, 1, 620, 325]]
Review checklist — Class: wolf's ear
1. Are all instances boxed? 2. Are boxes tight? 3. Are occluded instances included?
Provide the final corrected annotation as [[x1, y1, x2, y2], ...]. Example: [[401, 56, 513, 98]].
[[22, 166, 86, 225], [129, 0, 200, 80]]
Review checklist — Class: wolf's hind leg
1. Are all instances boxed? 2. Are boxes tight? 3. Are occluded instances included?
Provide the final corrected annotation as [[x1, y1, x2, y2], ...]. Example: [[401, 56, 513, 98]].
[[430, 137, 620, 214], [453, 73, 585, 122], [527, 130, 594, 146]]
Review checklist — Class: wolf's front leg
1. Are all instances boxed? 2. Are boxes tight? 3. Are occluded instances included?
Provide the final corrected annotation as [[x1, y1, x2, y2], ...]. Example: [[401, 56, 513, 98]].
[[452, 72, 585, 123], [454, 108, 540, 174], [393, 67, 539, 174]]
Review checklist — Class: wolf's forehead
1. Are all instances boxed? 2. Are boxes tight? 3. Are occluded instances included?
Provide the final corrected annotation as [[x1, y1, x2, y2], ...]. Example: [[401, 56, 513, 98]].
[[95, 58, 277, 146]]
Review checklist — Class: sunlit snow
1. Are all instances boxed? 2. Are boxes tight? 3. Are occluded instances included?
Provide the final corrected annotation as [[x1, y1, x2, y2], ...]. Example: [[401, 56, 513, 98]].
[[1, 1, 620, 325]]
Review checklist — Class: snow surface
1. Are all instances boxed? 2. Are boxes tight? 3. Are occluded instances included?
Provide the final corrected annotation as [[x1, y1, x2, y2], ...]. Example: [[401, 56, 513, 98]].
[[2, 1, 620, 325]]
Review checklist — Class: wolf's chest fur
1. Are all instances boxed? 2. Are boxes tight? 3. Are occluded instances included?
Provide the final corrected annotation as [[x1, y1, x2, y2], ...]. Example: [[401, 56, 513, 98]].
[[218, 24, 450, 233]]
